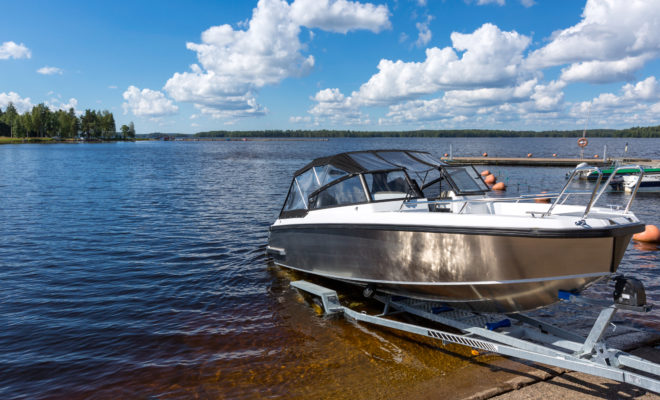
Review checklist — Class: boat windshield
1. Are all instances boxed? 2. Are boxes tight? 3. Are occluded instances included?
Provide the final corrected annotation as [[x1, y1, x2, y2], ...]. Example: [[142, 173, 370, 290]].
[[443, 166, 490, 193], [279, 150, 486, 217]]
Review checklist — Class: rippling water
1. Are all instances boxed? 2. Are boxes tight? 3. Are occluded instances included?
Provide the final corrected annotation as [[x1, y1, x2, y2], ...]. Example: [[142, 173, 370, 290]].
[[1, 138, 659, 399]]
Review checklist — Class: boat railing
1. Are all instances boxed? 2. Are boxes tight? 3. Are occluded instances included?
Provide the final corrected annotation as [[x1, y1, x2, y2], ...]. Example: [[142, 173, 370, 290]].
[[402, 164, 644, 217], [402, 192, 589, 214], [545, 164, 644, 219]]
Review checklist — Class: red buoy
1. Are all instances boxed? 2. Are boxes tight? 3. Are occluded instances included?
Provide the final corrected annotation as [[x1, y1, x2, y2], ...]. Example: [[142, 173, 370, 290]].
[[527, 153, 533, 158], [480, 170, 490, 176], [484, 174, 496, 184], [633, 225, 660, 243], [482, 152, 488, 157]]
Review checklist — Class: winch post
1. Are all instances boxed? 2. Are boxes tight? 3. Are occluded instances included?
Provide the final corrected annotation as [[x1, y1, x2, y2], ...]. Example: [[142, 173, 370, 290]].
[[579, 305, 617, 356]]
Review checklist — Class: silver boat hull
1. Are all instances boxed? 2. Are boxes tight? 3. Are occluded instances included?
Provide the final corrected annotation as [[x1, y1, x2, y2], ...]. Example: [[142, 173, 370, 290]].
[[268, 224, 640, 313]]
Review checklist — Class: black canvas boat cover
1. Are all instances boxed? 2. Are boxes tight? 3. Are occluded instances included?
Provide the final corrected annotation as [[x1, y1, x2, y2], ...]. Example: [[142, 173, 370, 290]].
[[293, 150, 446, 176]]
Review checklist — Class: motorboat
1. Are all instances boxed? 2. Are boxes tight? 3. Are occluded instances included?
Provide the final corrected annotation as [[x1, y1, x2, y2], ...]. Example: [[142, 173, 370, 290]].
[[583, 163, 660, 180], [267, 150, 645, 313], [610, 170, 660, 193]]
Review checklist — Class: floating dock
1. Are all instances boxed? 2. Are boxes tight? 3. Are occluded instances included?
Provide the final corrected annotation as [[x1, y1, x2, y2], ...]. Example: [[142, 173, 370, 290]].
[[443, 156, 657, 167]]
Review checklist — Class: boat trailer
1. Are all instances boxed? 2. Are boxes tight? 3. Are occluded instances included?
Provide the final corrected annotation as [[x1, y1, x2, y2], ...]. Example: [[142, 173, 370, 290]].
[[290, 278, 660, 394]]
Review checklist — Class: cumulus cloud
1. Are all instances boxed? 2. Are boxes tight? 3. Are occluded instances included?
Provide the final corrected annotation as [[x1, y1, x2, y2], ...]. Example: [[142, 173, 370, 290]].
[[46, 97, 78, 112], [290, 0, 390, 33], [569, 77, 660, 126], [0, 41, 31, 60], [0, 92, 33, 113], [525, 0, 660, 83], [122, 86, 178, 117], [37, 66, 63, 75], [352, 23, 531, 105], [163, 0, 390, 120]]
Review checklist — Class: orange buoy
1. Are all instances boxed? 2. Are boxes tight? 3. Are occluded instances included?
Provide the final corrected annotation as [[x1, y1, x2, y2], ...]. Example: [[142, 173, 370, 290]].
[[482, 152, 488, 157], [633, 225, 660, 243], [552, 153, 557, 157], [484, 174, 496, 184], [594, 154, 599, 158], [534, 191, 551, 203], [527, 153, 533, 158], [491, 182, 506, 191], [480, 170, 490, 176]]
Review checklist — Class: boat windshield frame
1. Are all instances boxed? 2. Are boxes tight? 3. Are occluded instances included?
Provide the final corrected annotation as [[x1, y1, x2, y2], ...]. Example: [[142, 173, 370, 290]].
[[278, 151, 489, 218]]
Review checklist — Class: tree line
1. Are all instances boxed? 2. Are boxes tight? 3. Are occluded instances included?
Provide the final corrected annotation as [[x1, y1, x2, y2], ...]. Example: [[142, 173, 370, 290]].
[[186, 126, 660, 138], [0, 102, 136, 140]]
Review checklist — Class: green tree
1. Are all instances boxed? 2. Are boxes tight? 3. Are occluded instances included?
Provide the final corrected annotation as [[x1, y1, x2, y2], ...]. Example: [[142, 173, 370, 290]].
[[2, 103, 19, 137], [128, 121, 136, 138], [120, 124, 130, 139]]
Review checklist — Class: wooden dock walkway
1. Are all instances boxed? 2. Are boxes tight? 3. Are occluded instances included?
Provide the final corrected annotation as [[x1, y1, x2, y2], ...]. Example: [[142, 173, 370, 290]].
[[442, 156, 657, 167]]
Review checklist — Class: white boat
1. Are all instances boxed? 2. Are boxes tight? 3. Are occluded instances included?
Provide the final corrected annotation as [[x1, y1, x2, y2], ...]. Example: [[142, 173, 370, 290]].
[[619, 172, 660, 193], [267, 150, 644, 313]]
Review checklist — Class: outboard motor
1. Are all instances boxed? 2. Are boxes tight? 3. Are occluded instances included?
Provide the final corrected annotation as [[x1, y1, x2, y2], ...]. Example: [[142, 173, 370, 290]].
[[613, 276, 647, 308]]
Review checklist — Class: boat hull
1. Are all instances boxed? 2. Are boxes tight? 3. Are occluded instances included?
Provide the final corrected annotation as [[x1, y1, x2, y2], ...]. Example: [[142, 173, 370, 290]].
[[268, 223, 641, 313]]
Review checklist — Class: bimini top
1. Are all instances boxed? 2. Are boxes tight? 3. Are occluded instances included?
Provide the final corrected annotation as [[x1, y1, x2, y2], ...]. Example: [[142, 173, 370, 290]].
[[294, 149, 447, 176], [280, 150, 488, 218]]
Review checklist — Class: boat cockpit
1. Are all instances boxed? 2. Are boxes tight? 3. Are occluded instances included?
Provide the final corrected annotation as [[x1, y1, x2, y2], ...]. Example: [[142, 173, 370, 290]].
[[279, 150, 489, 219]]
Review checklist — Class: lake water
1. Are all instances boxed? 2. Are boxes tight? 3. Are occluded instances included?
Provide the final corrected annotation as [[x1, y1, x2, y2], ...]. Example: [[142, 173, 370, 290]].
[[1, 137, 659, 399]]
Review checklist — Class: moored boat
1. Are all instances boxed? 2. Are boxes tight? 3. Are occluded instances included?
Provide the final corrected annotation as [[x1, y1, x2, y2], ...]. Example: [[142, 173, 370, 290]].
[[267, 150, 644, 313], [611, 171, 660, 193]]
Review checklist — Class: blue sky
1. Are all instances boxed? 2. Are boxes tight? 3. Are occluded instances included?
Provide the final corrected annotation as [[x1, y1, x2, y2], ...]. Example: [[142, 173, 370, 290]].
[[1, 0, 660, 133]]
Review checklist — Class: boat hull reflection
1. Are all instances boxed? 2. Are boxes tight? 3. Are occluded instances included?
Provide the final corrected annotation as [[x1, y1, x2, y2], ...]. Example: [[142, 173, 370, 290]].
[[269, 225, 636, 313]]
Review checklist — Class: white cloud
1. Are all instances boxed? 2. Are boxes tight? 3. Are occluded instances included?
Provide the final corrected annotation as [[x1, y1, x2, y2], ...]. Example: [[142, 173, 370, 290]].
[[520, 0, 535, 7], [0, 92, 33, 113], [559, 55, 650, 83], [163, 0, 390, 120], [525, 0, 660, 82], [352, 23, 531, 105], [290, 115, 311, 123], [415, 16, 433, 47], [37, 66, 63, 75], [0, 41, 31, 60], [569, 77, 660, 126], [47, 97, 78, 112], [122, 86, 178, 117], [290, 0, 390, 33]]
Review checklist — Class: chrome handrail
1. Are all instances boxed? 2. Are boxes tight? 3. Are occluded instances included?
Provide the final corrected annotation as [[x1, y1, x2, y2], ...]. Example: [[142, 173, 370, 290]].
[[543, 163, 602, 218], [589, 164, 644, 216]]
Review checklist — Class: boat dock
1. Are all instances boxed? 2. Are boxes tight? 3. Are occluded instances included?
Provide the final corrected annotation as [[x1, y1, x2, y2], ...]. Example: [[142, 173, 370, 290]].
[[443, 156, 658, 167]]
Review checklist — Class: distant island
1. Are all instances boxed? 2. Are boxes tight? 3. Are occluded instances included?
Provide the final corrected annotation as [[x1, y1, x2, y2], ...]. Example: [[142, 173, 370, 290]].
[[142, 125, 660, 139], [0, 102, 136, 144]]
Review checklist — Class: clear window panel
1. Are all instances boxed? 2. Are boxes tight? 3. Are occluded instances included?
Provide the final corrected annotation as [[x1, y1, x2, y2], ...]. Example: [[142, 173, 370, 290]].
[[283, 180, 306, 210], [364, 171, 412, 201], [312, 176, 367, 208], [445, 167, 489, 193]]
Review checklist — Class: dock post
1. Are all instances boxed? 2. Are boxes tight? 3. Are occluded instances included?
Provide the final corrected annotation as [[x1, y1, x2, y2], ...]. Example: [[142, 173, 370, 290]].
[[449, 144, 453, 161]]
